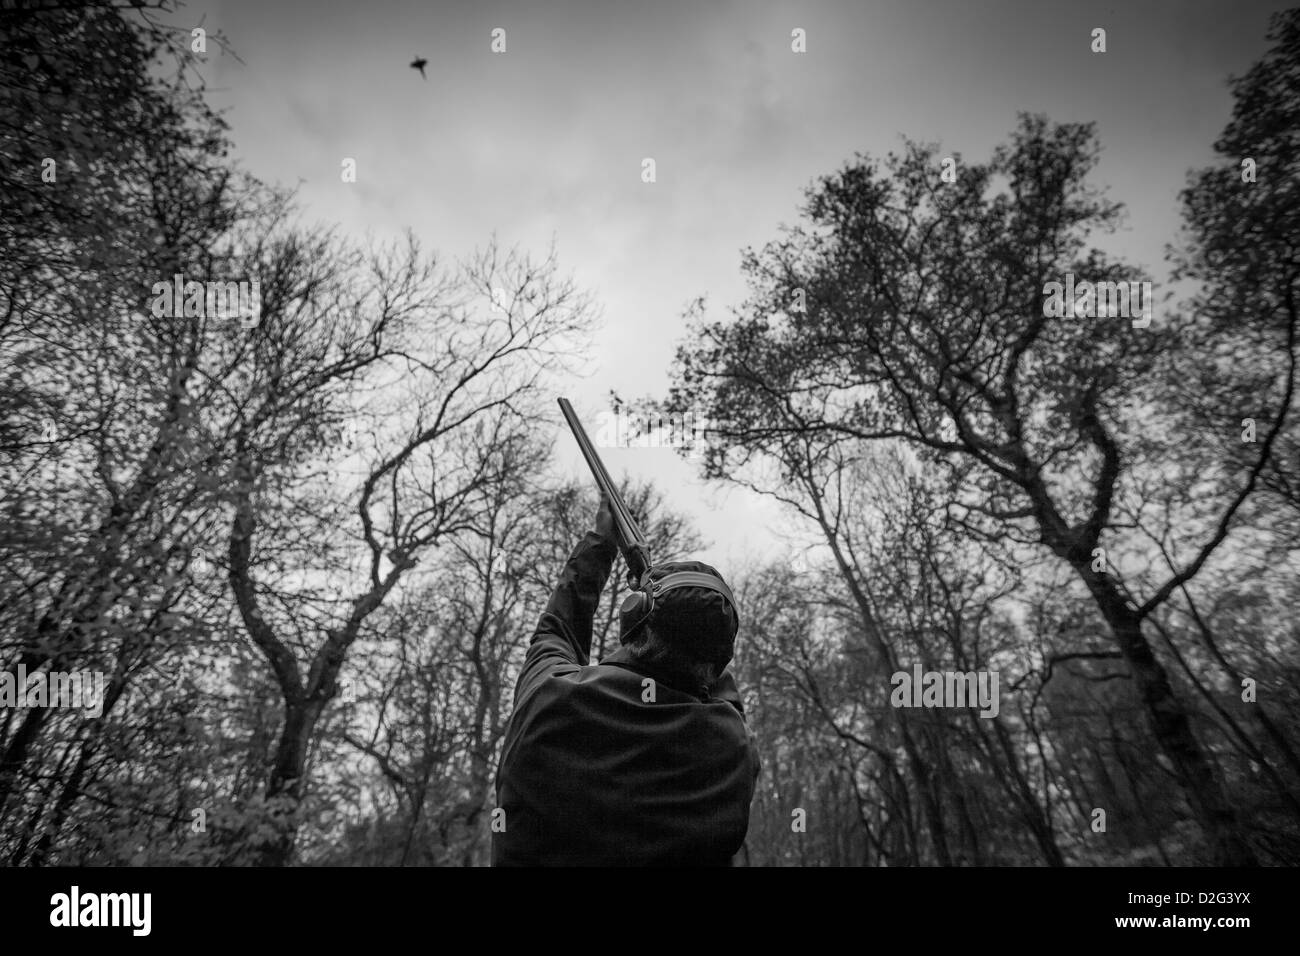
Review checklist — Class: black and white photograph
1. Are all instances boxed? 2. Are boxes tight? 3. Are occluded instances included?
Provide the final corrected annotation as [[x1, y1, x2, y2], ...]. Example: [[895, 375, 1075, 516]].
[[0, 0, 1295, 938]]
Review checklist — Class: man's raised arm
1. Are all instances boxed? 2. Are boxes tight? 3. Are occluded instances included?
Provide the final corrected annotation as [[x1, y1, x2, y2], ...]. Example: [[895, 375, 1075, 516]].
[[514, 497, 619, 703]]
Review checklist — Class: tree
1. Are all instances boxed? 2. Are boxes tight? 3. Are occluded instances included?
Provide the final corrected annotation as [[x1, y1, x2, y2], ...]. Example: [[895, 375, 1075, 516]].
[[659, 105, 1296, 863], [218, 237, 593, 864], [0, 1, 251, 860]]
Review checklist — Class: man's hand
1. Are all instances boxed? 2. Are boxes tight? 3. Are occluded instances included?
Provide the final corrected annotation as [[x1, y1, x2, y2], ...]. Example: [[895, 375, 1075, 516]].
[[595, 494, 617, 544]]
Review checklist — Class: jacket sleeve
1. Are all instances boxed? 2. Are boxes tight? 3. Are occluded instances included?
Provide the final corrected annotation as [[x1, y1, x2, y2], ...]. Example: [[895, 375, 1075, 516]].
[[711, 670, 762, 783], [514, 530, 619, 705]]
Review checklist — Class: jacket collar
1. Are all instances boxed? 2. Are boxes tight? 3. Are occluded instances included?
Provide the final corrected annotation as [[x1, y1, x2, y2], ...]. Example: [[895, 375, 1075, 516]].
[[600, 645, 710, 700]]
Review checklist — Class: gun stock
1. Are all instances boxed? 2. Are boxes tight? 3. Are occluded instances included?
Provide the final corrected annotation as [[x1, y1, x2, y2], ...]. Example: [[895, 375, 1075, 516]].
[[557, 398, 651, 586]]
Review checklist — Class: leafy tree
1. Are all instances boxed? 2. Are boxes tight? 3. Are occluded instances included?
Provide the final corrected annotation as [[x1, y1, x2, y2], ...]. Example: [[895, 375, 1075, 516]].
[[658, 99, 1296, 862]]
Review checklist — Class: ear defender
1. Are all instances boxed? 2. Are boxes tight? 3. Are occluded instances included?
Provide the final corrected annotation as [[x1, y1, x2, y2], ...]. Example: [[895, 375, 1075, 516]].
[[619, 570, 739, 643]]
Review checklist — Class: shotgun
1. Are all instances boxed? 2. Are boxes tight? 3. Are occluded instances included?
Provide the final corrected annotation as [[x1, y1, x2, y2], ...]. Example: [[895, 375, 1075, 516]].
[[557, 397, 651, 587]]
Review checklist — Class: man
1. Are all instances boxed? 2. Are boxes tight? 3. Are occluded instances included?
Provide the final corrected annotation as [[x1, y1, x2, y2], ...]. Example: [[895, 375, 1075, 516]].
[[492, 496, 760, 866]]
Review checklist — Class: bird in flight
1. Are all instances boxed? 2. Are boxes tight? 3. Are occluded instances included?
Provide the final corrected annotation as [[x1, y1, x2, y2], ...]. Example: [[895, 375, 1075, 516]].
[[410, 56, 428, 80]]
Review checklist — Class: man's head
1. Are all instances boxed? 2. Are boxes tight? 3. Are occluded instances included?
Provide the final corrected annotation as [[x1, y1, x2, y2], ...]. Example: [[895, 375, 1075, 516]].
[[619, 561, 739, 690]]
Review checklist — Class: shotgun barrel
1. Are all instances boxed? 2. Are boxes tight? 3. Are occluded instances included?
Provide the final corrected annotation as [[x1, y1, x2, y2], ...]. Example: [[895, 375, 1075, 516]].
[[557, 397, 651, 586]]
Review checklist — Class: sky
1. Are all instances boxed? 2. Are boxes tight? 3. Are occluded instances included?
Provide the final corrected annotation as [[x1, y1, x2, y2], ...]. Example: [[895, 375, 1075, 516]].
[[176, 0, 1290, 573]]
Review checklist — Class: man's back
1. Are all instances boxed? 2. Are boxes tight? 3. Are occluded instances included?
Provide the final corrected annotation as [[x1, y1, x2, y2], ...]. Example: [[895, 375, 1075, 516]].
[[491, 527, 759, 866], [493, 648, 758, 866]]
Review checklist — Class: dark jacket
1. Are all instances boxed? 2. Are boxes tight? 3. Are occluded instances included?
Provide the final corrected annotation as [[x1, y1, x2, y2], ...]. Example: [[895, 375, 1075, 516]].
[[491, 530, 760, 866]]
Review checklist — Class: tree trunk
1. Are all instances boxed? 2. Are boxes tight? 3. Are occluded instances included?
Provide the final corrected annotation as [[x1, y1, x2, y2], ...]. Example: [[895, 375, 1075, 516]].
[[255, 696, 326, 867], [1079, 568, 1257, 865]]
